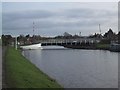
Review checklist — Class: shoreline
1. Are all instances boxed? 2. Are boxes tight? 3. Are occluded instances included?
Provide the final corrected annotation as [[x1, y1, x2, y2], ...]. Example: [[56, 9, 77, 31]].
[[4, 46, 62, 88], [63, 44, 120, 52]]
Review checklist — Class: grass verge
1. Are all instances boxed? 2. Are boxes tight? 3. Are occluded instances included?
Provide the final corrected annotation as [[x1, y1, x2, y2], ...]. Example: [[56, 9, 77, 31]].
[[96, 44, 110, 50], [5, 47, 62, 88]]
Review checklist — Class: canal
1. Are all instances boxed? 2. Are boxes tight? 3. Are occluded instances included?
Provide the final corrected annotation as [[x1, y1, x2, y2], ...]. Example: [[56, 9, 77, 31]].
[[22, 46, 118, 88]]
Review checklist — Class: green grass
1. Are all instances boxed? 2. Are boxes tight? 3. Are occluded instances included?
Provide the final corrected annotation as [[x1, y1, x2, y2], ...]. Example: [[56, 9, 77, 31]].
[[5, 47, 62, 88], [96, 44, 110, 49]]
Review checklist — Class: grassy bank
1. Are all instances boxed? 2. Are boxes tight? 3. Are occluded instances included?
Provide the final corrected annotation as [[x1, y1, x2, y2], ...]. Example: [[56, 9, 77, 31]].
[[5, 47, 62, 88], [64, 44, 110, 50], [96, 44, 110, 50]]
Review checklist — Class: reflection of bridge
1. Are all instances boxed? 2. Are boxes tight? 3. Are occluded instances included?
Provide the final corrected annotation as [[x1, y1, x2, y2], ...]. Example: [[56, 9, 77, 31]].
[[40, 38, 100, 46]]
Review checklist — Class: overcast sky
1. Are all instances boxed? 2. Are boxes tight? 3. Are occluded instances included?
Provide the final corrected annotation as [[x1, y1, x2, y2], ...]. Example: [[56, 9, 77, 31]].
[[2, 2, 118, 36]]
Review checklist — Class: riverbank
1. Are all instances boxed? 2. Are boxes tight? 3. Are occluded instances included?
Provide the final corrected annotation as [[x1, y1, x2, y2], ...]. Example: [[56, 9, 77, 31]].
[[64, 44, 112, 51], [95, 44, 110, 50], [4, 46, 62, 88]]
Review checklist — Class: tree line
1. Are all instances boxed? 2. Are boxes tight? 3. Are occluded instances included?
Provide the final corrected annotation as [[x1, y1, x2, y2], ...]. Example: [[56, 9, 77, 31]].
[[2, 28, 120, 46]]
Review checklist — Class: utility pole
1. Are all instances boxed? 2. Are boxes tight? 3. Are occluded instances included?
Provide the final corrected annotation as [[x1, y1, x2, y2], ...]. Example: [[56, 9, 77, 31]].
[[33, 21, 35, 36], [15, 37, 17, 50], [79, 32, 81, 37], [99, 24, 101, 35], [32, 21, 35, 43], [99, 24, 103, 39]]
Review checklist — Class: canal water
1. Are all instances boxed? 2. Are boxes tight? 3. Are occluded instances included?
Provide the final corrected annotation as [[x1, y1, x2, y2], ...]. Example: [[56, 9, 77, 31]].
[[22, 46, 118, 88]]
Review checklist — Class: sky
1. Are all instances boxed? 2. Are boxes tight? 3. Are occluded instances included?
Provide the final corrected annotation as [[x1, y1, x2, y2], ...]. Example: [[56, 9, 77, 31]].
[[2, 2, 118, 37]]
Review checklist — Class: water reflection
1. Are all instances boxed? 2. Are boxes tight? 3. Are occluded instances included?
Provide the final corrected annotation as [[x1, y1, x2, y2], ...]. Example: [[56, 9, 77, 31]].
[[23, 48, 118, 88]]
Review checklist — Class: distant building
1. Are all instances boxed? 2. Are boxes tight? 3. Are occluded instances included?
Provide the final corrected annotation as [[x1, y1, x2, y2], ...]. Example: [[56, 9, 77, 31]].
[[63, 32, 72, 37]]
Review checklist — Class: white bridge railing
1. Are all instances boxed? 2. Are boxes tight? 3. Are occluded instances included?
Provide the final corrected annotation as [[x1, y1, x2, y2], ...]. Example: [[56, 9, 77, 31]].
[[40, 38, 100, 44]]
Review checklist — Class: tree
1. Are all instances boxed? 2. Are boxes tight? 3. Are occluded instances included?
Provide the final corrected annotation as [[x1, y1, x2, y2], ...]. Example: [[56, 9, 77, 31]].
[[89, 33, 102, 38], [104, 28, 115, 40], [118, 31, 120, 44], [26, 34, 30, 38], [2, 34, 13, 46]]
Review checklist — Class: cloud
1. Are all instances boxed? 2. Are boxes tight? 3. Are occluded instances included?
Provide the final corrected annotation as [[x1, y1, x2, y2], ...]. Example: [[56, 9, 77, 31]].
[[2, 7, 117, 36], [3, 10, 55, 22]]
